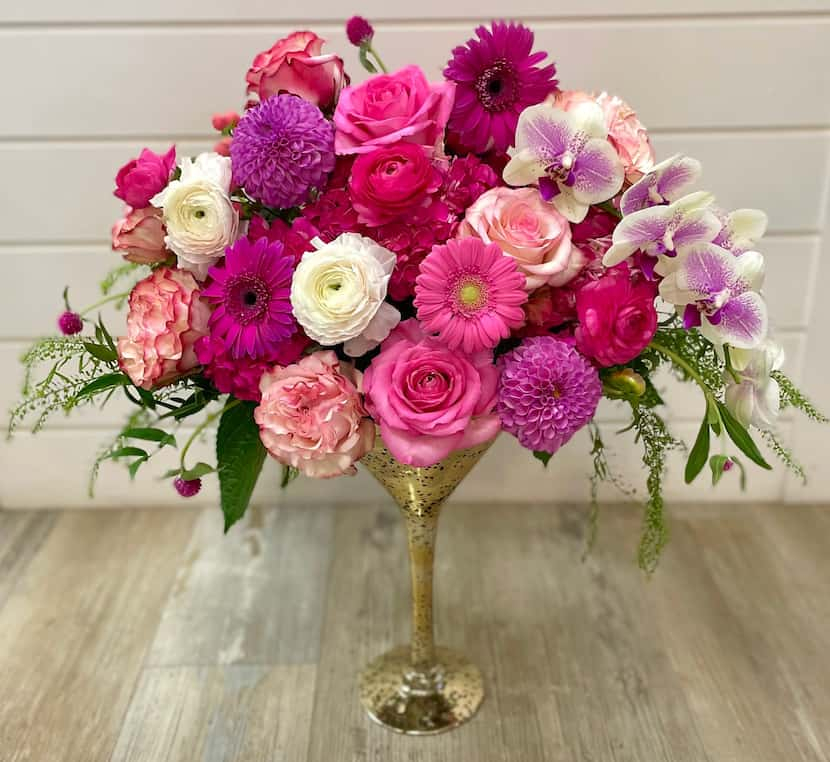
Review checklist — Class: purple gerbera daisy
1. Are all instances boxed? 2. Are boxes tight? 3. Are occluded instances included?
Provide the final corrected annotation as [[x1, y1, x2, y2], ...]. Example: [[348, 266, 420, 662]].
[[443, 21, 558, 154], [202, 236, 297, 360], [230, 94, 336, 209]]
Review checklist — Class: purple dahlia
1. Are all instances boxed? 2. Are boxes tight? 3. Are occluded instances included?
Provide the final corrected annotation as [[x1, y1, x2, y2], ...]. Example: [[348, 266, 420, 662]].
[[230, 94, 336, 208], [443, 21, 558, 154], [497, 336, 601, 455]]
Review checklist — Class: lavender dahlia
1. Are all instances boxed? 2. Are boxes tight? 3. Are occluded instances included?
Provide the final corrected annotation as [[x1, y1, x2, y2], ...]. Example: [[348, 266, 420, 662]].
[[497, 336, 601, 455], [230, 94, 335, 208]]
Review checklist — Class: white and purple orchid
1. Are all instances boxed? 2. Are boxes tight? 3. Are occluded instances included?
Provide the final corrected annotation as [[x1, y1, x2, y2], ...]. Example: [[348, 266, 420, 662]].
[[503, 101, 624, 224], [619, 154, 702, 216], [712, 208, 768, 256], [658, 243, 768, 349], [724, 339, 784, 428]]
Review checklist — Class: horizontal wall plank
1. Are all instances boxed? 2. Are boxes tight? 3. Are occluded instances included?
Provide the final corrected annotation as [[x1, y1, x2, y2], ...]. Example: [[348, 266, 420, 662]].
[[3, 20, 830, 138]]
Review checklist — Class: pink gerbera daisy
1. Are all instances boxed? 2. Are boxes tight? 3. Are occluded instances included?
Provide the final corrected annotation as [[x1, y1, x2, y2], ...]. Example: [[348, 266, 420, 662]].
[[414, 238, 527, 353], [202, 236, 297, 360]]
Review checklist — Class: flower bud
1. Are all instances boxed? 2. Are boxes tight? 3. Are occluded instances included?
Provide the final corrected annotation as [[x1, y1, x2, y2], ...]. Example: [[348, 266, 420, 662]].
[[603, 368, 646, 399]]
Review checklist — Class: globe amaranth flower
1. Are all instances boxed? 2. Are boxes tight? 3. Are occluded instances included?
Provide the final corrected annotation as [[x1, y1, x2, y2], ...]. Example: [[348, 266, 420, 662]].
[[414, 237, 527, 354], [346, 16, 374, 46], [201, 236, 297, 360], [58, 311, 83, 335], [497, 336, 601, 455], [231, 94, 335, 208], [444, 21, 558, 154]]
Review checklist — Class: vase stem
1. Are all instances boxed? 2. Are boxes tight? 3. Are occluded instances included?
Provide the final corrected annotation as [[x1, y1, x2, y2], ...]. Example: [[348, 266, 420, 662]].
[[405, 510, 438, 671]]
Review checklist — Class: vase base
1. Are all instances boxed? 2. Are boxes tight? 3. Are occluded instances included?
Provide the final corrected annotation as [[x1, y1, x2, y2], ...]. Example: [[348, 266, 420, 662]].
[[358, 645, 484, 735]]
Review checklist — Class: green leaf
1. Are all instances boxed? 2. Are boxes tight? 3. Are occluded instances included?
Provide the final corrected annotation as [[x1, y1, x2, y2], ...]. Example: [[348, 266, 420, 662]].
[[731, 455, 748, 491], [105, 446, 148, 461], [83, 341, 118, 363], [182, 462, 215, 480], [217, 402, 266, 532], [705, 396, 722, 435], [122, 427, 177, 447], [684, 415, 711, 484], [76, 372, 129, 400], [135, 387, 157, 410], [533, 450, 552, 467], [128, 457, 148, 480], [280, 464, 299, 489], [160, 468, 182, 480], [716, 401, 772, 470], [709, 454, 730, 486]]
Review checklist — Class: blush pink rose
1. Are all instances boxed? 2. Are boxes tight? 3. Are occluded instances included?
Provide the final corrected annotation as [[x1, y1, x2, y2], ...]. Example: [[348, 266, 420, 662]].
[[574, 268, 658, 367], [111, 206, 170, 265], [254, 351, 375, 478], [458, 187, 582, 291], [117, 267, 211, 389], [246, 31, 347, 111], [114, 146, 176, 209], [363, 319, 500, 467], [333, 65, 455, 155]]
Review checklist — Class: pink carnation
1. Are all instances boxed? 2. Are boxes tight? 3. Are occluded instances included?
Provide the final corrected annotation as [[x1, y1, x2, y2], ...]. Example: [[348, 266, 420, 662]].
[[248, 215, 319, 264], [117, 267, 210, 390], [301, 188, 360, 242], [114, 146, 176, 209], [441, 155, 500, 215], [111, 206, 170, 265], [255, 352, 375, 478]]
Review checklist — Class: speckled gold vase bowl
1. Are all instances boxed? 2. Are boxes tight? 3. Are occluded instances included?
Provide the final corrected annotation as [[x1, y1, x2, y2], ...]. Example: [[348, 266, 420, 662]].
[[358, 434, 495, 735]]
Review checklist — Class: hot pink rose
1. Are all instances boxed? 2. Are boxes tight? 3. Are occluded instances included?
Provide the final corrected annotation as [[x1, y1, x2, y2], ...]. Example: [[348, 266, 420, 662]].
[[246, 31, 347, 111], [333, 65, 455, 155], [114, 146, 176, 209], [459, 187, 582, 291], [254, 351, 375, 478], [350, 142, 444, 226], [117, 268, 211, 389], [363, 319, 500, 467], [111, 206, 170, 265], [574, 269, 658, 367]]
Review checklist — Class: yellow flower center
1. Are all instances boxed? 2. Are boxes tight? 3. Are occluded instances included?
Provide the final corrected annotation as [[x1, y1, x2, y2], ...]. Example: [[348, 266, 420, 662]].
[[459, 282, 482, 306]]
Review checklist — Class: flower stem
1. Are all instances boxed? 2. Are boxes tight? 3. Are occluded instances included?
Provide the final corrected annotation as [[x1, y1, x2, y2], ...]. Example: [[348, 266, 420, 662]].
[[179, 398, 240, 472], [369, 45, 388, 73], [649, 339, 716, 404], [80, 291, 132, 317]]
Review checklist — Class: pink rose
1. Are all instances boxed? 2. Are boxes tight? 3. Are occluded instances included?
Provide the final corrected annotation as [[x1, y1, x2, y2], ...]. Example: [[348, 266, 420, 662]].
[[458, 187, 581, 291], [350, 142, 444, 227], [333, 65, 455, 155], [111, 206, 170, 265], [114, 146, 176, 209], [246, 31, 347, 111], [117, 267, 211, 390], [363, 319, 500, 467], [574, 269, 658, 367], [254, 351, 375, 478]]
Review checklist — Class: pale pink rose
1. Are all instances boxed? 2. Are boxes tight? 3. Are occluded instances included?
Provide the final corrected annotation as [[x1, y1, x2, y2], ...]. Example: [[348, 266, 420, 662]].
[[255, 351, 375, 478], [111, 206, 170, 265], [458, 187, 581, 291], [117, 268, 211, 390], [246, 31, 347, 111], [333, 65, 455, 155]]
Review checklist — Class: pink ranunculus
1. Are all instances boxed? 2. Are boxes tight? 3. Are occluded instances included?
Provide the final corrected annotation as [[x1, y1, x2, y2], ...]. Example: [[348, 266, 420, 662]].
[[574, 268, 658, 367], [117, 268, 211, 390], [111, 206, 170, 265], [246, 31, 347, 111], [254, 351, 375, 478], [114, 146, 176, 209], [349, 142, 444, 227], [458, 187, 581, 290], [333, 65, 455, 155], [363, 319, 500, 467]]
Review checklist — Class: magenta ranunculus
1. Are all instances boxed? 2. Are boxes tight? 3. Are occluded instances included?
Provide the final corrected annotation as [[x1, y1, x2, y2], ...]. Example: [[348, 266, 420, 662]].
[[117, 267, 211, 390], [111, 206, 170, 265], [254, 351, 375, 478], [574, 269, 658, 367], [350, 142, 444, 227], [114, 146, 176, 209], [333, 65, 455, 155], [363, 319, 500, 467]]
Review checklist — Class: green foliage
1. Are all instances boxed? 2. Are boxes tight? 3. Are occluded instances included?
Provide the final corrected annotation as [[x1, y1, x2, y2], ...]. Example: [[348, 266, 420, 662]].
[[715, 400, 771, 470], [649, 323, 725, 393], [280, 464, 300, 489], [759, 429, 807, 484], [772, 370, 828, 423], [533, 450, 552, 467], [684, 414, 711, 484]]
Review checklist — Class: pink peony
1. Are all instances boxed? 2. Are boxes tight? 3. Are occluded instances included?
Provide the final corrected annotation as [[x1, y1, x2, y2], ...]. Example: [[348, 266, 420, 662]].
[[333, 65, 455, 155], [114, 146, 176, 209], [458, 187, 582, 291], [245, 31, 347, 111], [363, 319, 501, 467], [255, 351, 375, 478], [111, 206, 171, 265], [574, 268, 658, 367], [117, 267, 211, 390]]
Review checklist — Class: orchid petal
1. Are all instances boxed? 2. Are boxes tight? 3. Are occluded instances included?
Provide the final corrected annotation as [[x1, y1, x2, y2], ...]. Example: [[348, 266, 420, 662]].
[[733, 250, 766, 292], [569, 101, 608, 139], [674, 244, 738, 298], [503, 147, 546, 187], [673, 190, 716, 215], [514, 103, 570, 159], [722, 208, 768, 253], [552, 191, 590, 223], [570, 139, 624, 206], [672, 207, 723, 250], [701, 291, 768, 349], [656, 155, 701, 202]]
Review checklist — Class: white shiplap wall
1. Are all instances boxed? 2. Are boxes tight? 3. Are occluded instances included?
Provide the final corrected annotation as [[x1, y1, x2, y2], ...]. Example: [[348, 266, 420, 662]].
[[2, 2, 829, 508]]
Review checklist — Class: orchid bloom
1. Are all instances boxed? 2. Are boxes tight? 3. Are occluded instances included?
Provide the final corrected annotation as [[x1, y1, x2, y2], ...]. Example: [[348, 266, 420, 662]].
[[619, 154, 701, 216], [503, 101, 624, 224], [603, 191, 720, 269], [658, 243, 768, 349], [712, 208, 768, 256], [724, 339, 784, 428]]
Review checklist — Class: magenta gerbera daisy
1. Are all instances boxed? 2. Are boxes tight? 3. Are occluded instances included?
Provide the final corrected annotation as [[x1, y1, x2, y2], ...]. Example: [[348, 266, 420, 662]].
[[202, 236, 297, 360], [443, 21, 558, 154], [414, 238, 527, 354]]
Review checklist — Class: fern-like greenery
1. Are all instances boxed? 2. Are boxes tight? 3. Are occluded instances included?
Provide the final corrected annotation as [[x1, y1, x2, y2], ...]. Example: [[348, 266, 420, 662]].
[[649, 324, 726, 394], [760, 428, 807, 484], [772, 370, 828, 423]]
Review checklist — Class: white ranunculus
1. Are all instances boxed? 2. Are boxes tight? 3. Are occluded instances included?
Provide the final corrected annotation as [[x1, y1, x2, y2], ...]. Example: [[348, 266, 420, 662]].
[[724, 338, 785, 428], [291, 233, 400, 357], [151, 153, 239, 280]]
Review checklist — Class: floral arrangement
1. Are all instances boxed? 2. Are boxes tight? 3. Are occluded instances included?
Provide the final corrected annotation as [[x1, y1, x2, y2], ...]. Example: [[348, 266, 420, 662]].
[[10, 18, 825, 570]]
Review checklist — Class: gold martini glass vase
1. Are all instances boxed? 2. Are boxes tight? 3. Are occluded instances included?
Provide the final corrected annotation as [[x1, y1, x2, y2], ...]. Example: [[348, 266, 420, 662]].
[[358, 433, 495, 735]]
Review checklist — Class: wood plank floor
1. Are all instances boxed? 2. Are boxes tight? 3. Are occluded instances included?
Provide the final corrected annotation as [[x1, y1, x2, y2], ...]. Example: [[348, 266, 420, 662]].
[[1, 501, 828, 762]]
